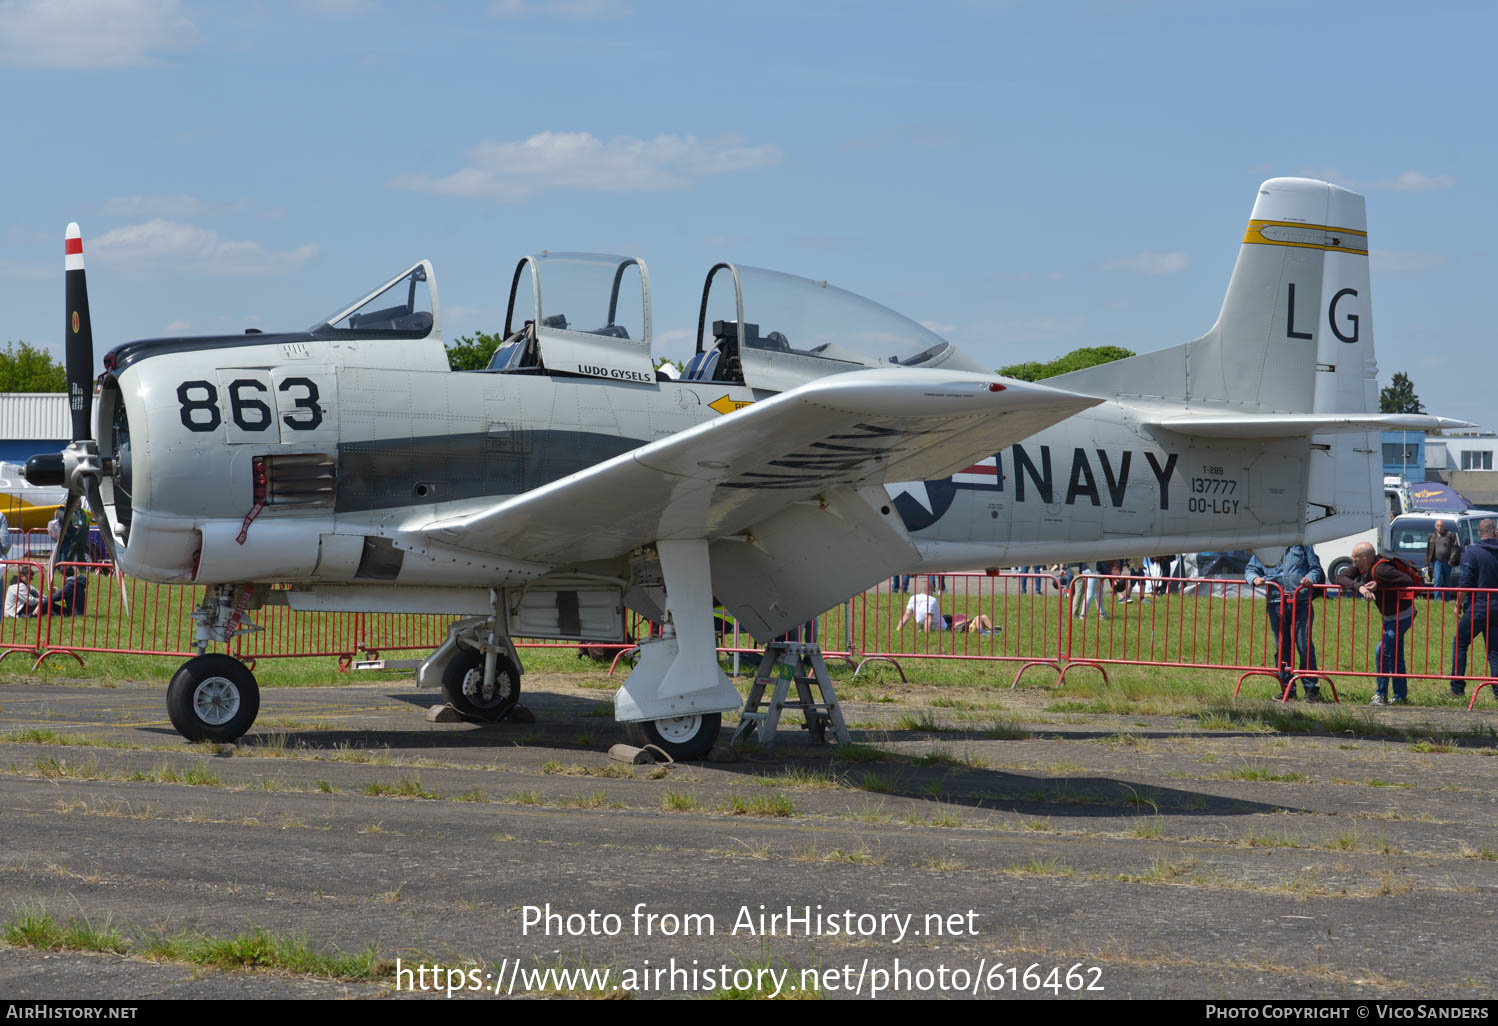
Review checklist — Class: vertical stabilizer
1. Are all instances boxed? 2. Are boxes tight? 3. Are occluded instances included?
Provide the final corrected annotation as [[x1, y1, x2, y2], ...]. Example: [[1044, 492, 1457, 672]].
[[1051, 177, 1375, 416], [1047, 177, 1382, 544]]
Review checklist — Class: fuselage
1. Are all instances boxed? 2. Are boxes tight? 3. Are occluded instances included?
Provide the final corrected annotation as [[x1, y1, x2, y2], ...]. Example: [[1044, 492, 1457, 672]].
[[101, 330, 755, 588]]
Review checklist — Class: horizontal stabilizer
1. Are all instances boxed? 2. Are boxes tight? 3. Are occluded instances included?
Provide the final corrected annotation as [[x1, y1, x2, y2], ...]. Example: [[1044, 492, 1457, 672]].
[[1149, 412, 1472, 439]]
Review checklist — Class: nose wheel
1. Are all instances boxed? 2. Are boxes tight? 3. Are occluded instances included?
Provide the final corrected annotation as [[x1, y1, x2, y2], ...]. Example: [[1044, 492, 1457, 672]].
[[166, 653, 261, 742]]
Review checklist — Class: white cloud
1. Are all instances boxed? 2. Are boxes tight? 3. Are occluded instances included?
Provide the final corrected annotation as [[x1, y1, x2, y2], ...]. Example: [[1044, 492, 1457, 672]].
[[1101, 251, 1189, 275], [89, 220, 319, 278], [0, 0, 197, 69], [395, 132, 783, 201], [1303, 167, 1456, 192], [490, 0, 632, 17], [164, 319, 191, 334]]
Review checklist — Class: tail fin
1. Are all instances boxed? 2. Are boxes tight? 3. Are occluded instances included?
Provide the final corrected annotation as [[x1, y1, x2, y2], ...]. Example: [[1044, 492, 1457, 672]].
[[1051, 177, 1375, 416]]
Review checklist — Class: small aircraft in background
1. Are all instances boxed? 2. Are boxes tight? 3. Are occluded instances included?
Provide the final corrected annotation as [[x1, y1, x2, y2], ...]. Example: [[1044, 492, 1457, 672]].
[[0, 462, 66, 533], [22, 178, 1460, 758]]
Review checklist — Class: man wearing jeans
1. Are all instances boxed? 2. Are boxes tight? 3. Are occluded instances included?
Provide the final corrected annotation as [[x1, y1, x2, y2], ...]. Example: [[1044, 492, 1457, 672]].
[[1335, 542, 1420, 705], [1426, 520, 1461, 601], [1246, 545, 1324, 701], [1451, 518, 1498, 698]]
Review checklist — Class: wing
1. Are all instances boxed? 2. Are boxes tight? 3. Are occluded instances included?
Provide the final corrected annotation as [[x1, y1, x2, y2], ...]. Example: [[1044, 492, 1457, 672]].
[[409, 368, 1100, 565]]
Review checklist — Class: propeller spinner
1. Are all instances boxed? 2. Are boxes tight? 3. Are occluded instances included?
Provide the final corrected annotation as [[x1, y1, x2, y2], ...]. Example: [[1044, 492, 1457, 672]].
[[21, 224, 128, 610]]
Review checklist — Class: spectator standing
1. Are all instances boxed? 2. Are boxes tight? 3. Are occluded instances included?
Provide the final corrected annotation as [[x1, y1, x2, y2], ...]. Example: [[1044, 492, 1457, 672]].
[[0, 510, 9, 559], [1335, 542, 1421, 705], [1426, 520, 1461, 601], [1071, 561, 1110, 620], [1246, 545, 1325, 701], [1451, 518, 1498, 698]]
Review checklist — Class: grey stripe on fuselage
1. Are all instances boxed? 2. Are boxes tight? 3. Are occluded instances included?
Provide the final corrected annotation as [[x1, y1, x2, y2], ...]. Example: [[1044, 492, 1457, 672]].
[[334, 429, 646, 513]]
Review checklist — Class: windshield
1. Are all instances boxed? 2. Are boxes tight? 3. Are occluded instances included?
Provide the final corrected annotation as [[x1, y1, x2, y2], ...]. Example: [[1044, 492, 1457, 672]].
[[708, 265, 988, 373], [1388, 518, 1434, 563], [311, 264, 434, 338]]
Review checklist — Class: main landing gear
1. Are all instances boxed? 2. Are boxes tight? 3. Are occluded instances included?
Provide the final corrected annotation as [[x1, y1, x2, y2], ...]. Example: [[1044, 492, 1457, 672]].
[[419, 596, 525, 724], [626, 713, 723, 762], [165, 584, 266, 742]]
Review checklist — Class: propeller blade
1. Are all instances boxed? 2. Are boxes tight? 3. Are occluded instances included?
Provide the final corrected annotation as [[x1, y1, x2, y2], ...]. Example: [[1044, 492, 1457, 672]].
[[64, 223, 94, 444], [48, 492, 80, 584], [81, 477, 128, 617]]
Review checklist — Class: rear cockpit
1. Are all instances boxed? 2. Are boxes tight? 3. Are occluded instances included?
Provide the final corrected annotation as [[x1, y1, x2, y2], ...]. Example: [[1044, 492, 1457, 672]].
[[486, 252, 656, 383]]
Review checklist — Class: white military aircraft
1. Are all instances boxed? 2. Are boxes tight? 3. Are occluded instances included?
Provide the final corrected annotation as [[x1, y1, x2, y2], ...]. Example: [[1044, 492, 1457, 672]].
[[24, 177, 1458, 759]]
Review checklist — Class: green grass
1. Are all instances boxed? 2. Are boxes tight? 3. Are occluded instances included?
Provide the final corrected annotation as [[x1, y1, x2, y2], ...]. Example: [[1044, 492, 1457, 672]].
[[360, 778, 439, 799], [2, 905, 380, 980], [720, 792, 796, 817], [4, 904, 127, 954]]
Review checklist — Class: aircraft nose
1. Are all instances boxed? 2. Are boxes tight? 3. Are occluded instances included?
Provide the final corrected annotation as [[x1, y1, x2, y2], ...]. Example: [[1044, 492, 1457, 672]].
[[23, 453, 65, 487]]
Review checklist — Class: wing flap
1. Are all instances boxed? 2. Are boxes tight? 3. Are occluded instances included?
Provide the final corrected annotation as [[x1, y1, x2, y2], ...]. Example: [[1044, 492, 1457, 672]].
[[413, 369, 1099, 565], [1150, 412, 1472, 438]]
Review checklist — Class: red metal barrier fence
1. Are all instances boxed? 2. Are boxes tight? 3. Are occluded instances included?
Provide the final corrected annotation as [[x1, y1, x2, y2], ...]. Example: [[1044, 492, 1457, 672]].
[[858, 572, 1067, 685], [1061, 573, 1284, 692], [5, 562, 1495, 708], [1288, 581, 1498, 709]]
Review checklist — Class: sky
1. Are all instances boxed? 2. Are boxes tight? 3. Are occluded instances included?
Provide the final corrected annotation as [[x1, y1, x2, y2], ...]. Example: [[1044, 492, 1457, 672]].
[[0, 0, 1492, 426]]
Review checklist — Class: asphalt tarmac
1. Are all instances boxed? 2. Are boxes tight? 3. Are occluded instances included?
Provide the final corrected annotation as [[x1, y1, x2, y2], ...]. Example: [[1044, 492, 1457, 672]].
[[1, 673, 1495, 1000]]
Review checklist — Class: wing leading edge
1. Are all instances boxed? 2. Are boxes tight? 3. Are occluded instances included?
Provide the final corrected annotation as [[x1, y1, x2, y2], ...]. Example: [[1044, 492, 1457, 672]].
[[410, 368, 1101, 567]]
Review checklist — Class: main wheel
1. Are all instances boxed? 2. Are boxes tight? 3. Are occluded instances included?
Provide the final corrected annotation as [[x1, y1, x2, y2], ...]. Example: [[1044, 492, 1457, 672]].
[[441, 647, 522, 722], [166, 654, 260, 742], [1328, 558, 1352, 595], [626, 712, 722, 762]]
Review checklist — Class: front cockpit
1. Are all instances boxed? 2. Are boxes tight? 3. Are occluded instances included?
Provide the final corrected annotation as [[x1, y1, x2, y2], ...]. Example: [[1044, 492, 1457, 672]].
[[310, 262, 439, 339]]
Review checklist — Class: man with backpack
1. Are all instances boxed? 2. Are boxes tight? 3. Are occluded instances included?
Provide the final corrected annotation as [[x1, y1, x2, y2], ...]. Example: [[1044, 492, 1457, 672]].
[[1335, 542, 1422, 705], [1451, 518, 1498, 698]]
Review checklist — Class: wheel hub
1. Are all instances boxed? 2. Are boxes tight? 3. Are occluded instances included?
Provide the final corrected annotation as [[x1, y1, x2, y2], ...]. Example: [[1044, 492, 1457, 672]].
[[462, 666, 512, 706], [192, 677, 241, 725], [654, 715, 702, 743]]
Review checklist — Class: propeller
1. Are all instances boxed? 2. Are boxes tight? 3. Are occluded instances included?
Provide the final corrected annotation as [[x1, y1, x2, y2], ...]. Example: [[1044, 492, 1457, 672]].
[[21, 224, 128, 613]]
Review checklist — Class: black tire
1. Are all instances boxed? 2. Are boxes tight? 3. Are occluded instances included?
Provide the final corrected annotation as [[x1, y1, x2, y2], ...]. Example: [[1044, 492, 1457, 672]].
[[166, 654, 260, 742], [441, 647, 521, 722], [1328, 558, 1353, 595], [625, 712, 722, 762]]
